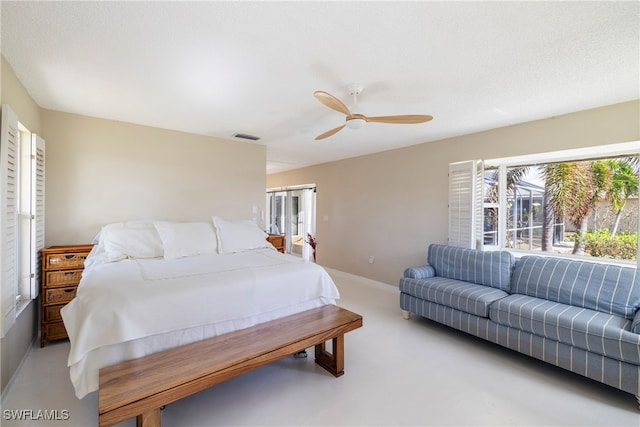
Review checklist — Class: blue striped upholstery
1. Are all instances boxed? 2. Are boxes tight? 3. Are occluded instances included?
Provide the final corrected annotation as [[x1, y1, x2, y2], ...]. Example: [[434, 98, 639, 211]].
[[400, 244, 640, 400], [490, 294, 640, 365], [404, 265, 435, 279], [400, 276, 509, 318], [427, 244, 514, 292], [400, 293, 640, 397], [512, 256, 640, 320], [634, 310, 640, 334]]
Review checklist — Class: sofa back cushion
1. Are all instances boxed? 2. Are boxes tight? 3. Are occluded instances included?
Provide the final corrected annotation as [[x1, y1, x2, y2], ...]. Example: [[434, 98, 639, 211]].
[[512, 256, 640, 320], [427, 244, 514, 291]]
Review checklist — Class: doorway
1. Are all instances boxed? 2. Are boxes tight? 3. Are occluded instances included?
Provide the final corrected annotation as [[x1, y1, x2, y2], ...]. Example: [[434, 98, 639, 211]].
[[266, 186, 316, 260]]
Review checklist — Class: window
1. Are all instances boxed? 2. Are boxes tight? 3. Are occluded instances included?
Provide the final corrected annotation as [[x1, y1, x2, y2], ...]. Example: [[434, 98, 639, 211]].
[[266, 185, 316, 260], [1, 104, 45, 336], [450, 141, 640, 267], [17, 126, 45, 305]]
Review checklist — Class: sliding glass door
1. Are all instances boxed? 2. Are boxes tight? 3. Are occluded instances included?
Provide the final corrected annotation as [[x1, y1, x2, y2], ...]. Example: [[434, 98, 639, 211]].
[[266, 186, 316, 260]]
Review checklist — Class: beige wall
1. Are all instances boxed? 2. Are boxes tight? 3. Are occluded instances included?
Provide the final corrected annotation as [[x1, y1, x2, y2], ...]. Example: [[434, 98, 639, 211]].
[[41, 110, 266, 245], [1, 56, 40, 134], [1, 55, 268, 395], [268, 100, 640, 286]]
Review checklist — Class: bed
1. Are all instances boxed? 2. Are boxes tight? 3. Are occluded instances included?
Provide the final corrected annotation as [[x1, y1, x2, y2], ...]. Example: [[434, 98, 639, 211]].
[[61, 218, 340, 399]]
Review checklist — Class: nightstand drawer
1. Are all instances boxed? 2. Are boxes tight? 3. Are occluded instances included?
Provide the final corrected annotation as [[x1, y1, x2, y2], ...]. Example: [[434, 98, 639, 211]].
[[45, 270, 83, 287], [45, 286, 77, 304], [45, 252, 89, 270], [43, 322, 68, 342], [44, 305, 64, 323]]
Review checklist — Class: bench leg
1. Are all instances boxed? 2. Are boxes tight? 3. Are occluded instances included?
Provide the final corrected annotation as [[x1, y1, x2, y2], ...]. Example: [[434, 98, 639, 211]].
[[314, 335, 344, 377], [136, 408, 161, 427]]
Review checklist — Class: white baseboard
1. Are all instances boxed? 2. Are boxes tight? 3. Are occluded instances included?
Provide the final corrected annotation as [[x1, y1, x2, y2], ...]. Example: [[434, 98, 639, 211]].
[[324, 268, 398, 292], [1, 335, 38, 404]]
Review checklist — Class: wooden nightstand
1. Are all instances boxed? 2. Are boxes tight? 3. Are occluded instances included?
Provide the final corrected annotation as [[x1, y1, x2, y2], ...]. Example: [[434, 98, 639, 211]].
[[40, 244, 93, 347], [267, 234, 285, 253]]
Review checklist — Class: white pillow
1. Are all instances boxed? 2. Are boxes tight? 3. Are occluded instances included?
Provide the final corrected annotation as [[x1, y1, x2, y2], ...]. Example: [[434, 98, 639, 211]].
[[212, 216, 269, 254], [100, 221, 164, 260], [155, 221, 218, 260]]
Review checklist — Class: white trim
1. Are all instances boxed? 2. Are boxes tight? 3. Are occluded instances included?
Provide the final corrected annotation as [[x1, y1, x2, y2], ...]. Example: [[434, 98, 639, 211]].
[[324, 267, 396, 290], [484, 140, 640, 168], [267, 183, 316, 192]]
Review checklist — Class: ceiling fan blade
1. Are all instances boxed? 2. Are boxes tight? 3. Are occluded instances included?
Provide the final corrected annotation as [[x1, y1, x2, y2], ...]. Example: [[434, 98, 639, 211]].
[[313, 91, 352, 116], [365, 114, 433, 124], [315, 124, 346, 140]]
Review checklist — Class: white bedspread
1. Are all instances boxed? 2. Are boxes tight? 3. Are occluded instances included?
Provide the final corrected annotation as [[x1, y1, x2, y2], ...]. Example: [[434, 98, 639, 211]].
[[61, 248, 339, 398]]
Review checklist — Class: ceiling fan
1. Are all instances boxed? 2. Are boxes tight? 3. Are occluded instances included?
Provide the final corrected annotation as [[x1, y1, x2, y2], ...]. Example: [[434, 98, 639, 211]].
[[313, 84, 433, 140]]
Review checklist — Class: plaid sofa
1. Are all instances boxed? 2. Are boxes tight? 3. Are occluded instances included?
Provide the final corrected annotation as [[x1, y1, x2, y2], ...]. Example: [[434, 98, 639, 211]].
[[400, 244, 640, 406]]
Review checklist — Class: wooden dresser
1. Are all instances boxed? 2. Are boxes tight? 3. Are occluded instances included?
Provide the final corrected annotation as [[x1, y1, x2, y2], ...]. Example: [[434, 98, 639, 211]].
[[267, 234, 285, 253], [40, 244, 93, 347]]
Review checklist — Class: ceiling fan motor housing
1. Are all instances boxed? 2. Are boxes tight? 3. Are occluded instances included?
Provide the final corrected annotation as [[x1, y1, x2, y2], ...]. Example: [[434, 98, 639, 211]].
[[346, 115, 366, 129], [313, 87, 432, 140]]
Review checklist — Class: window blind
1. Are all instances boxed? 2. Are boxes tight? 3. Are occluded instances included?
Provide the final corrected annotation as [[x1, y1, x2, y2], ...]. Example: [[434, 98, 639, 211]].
[[1, 105, 19, 336], [31, 134, 45, 298], [448, 160, 483, 249]]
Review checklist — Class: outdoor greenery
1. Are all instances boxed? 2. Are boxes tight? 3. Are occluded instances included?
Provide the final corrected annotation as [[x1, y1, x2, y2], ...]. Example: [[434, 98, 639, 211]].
[[581, 229, 638, 260], [541, 157, 639, 257], [488, 156, 639, 260]]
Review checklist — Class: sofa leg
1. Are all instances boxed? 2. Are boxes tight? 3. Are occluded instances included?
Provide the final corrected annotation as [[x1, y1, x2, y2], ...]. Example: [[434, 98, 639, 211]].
[[401, 310, 410, 320]]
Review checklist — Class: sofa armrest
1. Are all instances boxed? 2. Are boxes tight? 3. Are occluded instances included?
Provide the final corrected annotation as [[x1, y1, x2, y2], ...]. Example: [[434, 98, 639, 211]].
[[632, 310, 640, 334], [404, 265, 436, 279]]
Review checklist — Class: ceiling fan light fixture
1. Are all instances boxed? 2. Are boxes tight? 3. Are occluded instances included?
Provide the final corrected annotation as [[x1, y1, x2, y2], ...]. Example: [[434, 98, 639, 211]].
[[313, 87, 433, 140], [345, 117, 366, 129]]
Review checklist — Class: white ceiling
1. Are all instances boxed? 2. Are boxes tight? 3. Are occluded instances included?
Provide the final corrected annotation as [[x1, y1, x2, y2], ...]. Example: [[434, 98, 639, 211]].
[[2, 1, 638, 174]]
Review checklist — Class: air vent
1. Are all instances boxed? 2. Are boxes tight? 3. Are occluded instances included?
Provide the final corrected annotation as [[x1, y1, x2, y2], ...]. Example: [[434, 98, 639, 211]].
[[233, 133, 260, 141]]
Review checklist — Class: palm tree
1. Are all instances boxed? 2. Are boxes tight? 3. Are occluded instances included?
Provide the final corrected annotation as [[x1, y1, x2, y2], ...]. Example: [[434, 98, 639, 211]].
[[541, 175, 555, 252], [543, 161, 611, 255], [542, 163, 575, 252], [606, 159, 639, 236]]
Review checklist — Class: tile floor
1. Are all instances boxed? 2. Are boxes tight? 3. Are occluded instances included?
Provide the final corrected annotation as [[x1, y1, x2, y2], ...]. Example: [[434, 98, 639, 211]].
[[2, 269, 639, 426]]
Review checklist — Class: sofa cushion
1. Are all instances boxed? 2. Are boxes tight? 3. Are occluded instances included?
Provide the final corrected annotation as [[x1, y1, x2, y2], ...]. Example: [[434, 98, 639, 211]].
[[399, 276, 509, 318], [427, 244, 514, 292], [490, 294, 640, 365], [633, 309, 640, 334], [511, 256, 640, 320]]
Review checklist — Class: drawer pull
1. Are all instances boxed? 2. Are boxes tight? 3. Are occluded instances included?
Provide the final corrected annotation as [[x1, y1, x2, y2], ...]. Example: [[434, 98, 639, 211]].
[[64, 288, 75, 293], [65, 254, 75, 259]]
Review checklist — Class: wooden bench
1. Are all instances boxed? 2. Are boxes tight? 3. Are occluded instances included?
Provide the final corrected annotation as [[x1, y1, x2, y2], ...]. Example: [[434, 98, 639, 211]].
[[98, 305, 363, 427]]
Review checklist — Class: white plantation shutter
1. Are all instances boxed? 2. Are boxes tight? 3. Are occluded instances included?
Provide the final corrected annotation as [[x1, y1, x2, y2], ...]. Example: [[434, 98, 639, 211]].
[[474, 161, 484, 250], [448, 160, 483, 249], [1, 105, 19, 336], [31, 134, 45, 298]]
